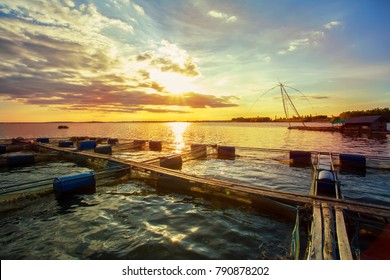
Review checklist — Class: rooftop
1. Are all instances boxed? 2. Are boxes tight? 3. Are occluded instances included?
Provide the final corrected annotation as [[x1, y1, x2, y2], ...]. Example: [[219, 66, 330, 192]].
[[344, 116, 385, 124]]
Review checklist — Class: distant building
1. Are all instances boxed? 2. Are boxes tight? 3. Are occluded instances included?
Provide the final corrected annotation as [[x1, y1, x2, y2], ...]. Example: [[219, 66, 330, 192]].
[[342, 116, 387, 132]]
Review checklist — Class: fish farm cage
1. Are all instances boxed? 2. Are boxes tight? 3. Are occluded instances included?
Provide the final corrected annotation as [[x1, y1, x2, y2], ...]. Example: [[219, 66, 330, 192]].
[[1, 136, 390, 260]]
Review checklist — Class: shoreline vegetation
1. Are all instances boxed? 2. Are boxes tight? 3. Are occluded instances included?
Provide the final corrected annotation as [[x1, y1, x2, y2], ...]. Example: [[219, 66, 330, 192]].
[[0, 108, 389, 124], [232, 107, 390, 123]]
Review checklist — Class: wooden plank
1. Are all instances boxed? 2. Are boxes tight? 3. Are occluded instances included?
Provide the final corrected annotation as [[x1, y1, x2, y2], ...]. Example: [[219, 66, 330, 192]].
[[335, 207, 353, 260], [308, 202, 323, 260], [33, 143, 390, 218], [322, 203, 336, 260]]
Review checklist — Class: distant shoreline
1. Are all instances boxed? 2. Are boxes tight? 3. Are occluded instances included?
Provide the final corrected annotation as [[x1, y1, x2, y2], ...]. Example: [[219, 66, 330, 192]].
[[1, 108, 388, 124], [1, 120, 389, 124], [0, 120, 330, 124]]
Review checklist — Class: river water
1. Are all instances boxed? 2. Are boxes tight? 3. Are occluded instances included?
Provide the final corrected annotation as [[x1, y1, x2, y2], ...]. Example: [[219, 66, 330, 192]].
[[0, 122, 389, 259]]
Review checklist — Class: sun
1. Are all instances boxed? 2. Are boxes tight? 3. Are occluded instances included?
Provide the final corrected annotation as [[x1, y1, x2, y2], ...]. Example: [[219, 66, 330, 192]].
[[150, 71, 198, 94]]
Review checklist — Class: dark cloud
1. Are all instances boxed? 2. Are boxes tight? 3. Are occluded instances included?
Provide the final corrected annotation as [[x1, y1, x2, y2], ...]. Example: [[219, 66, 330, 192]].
[[152, 57, 200, 77], [309, 95, 330, 99], [55, 104, 190, 114], [138, 69, 150, 79], [136, 52, 200, 77], [0, 18, 236, 115], [138, 81, 165, 92], [0, 37, 23, 58], [0, 73, 238, 111], [181, 92, 239, 108], [136, 52, 153, 61]]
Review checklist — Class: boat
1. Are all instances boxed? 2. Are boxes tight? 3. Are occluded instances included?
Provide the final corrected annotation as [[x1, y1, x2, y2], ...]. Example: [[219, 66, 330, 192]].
[[58, 125, 69, 129]]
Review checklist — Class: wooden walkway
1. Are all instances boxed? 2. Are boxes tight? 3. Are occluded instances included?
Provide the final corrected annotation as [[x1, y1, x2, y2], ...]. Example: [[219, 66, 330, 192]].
[[34, 142, 390, 219], [307, 153, 354, 259]]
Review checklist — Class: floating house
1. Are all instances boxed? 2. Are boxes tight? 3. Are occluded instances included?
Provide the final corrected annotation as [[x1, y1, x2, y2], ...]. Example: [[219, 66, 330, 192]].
[[342, 116, 387, 132]]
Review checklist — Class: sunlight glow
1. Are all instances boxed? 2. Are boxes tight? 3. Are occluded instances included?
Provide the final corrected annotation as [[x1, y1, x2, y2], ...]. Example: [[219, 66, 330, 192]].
[[168, 122, 189, 152], [1, 1, 388, 122], [151, 71, 198, 94]]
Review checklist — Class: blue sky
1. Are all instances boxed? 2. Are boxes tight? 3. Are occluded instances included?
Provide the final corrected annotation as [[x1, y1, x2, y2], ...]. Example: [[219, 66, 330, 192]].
[[0, 0, 389, 121]]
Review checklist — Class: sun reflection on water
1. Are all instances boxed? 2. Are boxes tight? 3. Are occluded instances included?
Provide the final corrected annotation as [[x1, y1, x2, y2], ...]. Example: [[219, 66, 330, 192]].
[[168, 122, 189, 153], [143, 221, 187, 244]]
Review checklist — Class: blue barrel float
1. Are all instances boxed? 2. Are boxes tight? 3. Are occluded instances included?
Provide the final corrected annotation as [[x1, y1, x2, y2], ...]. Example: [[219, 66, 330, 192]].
[[58, 141, 73, 148], [77, 140, 97, 150], [160, 155, 183, 170], [0, 145, 6, 154], [53, 172, 96, 198], [217, 145, 235, 159], [316, 170, 337, 197], [290, 150, 312, 167], [149, 141, 162, 151], [94, 145, 112, 155], [7, 154, 35, 167], [107, 138, 119, 145], [36, 137, 49, 143], [339, 154, 366, 169]]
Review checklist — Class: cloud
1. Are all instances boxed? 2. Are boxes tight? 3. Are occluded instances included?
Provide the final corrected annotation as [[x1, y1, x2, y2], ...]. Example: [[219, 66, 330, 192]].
[[278, 20, 342, 55], [136, 41, 200, 77], [279, 30, 325, 54], [0, 1, 236, 116], [308, 95, 330, 100], [152, 57, 199, 77], [287, 38, 310, 52], [136, 52, 153, 61], [64, 0, 75, 8], [0, 27, 236, 112], [207, 10, 237, 23], [324, 21, 342, 30], [132, 3, 145, 15], [0, 68, 238, 111], [0, 71, 238, 109], [181, 92, 239, 108], [0, 1, 134, 35], [256, 54, 272, 63], [263, 56, 272, 63]]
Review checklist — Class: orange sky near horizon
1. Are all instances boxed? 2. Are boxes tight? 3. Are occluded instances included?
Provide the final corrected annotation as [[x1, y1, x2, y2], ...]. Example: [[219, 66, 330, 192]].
[[0, 0, 389, 122]]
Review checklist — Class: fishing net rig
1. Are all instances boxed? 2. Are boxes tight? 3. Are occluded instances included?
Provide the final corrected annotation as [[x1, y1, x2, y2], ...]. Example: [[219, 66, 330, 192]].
[[249, 82, 313, 127]]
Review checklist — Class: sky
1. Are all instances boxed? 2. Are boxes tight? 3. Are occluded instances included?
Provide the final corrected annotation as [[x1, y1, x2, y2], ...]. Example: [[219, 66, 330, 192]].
[[0, 0, 389, 122]]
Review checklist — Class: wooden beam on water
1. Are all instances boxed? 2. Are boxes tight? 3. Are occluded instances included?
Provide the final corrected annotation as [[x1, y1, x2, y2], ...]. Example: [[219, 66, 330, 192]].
[[322, 203, 336, 260], [33, 143, 390, 218], [308, 202, 323, 259], [335, 207, 353, 260]]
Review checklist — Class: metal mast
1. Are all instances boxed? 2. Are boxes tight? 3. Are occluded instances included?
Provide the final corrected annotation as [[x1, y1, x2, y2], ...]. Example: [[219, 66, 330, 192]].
[[279, 83, 306, 127]]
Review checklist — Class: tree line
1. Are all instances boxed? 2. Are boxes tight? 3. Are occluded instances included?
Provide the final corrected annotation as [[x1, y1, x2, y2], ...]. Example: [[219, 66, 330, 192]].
[[338, 107, 390, 121], [232, 107, 390, 122]]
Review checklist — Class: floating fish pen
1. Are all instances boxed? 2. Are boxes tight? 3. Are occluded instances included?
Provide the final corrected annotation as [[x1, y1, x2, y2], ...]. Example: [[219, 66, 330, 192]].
[[1, 136, 390, 259], [288, 125, 390, 135]]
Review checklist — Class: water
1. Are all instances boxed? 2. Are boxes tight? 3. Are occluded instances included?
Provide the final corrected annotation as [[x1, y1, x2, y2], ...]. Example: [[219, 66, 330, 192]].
[[0, 161, 91, 186], [0, 122, 389, 259], [0, 122, 388, 155]]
